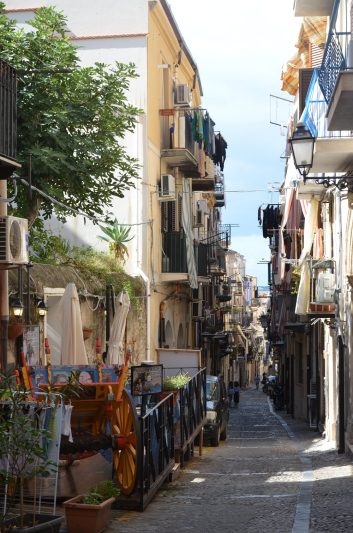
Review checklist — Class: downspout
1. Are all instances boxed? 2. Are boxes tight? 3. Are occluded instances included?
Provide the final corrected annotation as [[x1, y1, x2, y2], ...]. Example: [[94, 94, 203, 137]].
[[137, 267, 151, 362]]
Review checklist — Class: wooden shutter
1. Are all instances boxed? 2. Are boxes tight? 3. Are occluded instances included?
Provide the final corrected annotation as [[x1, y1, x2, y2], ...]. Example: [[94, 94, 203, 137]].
[[161, 201, 176, 233], [310, 43, 324, 68], [299, 68, 314, 116]]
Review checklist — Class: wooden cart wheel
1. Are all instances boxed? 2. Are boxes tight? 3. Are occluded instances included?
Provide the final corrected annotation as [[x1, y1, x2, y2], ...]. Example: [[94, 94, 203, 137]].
[[111, 389, 140, 495]]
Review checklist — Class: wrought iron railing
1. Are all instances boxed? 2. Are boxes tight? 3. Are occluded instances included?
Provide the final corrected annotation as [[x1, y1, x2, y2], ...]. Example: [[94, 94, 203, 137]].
[[162, 231, 188, 273], [0, 59, 17, 160], [177, 368, 206, 465], [318, 0, 347, 104], [301, 68, 352, 138], [137, 393, 175, 510]]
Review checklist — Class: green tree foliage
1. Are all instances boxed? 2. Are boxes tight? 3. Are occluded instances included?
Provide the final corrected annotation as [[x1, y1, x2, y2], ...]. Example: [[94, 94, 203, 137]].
[[0, 4, 141, 224]]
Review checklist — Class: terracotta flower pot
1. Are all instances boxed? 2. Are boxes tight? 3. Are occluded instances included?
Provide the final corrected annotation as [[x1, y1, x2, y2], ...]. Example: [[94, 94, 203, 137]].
[[8, 323, 25, 339], [63, 495, 115, 533]]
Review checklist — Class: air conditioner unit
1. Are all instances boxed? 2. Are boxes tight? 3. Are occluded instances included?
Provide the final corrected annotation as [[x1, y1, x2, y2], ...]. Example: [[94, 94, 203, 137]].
[[159, 174, 176, 201], [174, 84, 191, 106], [0, 216, 29, 265], [315, 271, 335, 303]]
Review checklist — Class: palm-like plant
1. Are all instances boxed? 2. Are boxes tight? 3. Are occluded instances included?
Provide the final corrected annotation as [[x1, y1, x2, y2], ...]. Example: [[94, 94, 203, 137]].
[[99, 220, 134, 263]]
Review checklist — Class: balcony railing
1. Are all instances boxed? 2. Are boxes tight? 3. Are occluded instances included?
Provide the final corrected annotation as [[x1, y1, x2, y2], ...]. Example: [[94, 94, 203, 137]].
[[0, 59, 17, 162], [162, 232, 187, 273], [162, 232, 210, 277], [214, 183, 225, 207], [318, 0, 345, 105]]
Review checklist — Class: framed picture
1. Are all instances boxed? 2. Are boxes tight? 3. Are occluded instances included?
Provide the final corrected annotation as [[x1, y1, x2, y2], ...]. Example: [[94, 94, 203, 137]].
[[23, 326, 41, 366], [32, 367, 49, 391], [131, 364, 163, 396], [51, 366, 76, 385], [100, 367, 118, 384], [51, 366, 99, 385], [76, 366, 99, 385]]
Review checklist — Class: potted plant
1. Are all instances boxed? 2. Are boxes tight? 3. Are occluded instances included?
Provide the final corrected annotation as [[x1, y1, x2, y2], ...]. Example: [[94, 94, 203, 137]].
[[0, 371, 63, 532], [161, 372, 190, 405], [63, 480, 120, 533]]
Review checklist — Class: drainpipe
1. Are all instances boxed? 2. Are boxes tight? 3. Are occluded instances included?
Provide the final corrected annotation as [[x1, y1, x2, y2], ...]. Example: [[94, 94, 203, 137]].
[[0, 179, 8, 370], [137, 268, 151, 362]]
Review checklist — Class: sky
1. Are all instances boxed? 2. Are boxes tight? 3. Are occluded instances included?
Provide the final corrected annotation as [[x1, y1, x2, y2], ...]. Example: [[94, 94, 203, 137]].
[[168, 0, 300, 285]]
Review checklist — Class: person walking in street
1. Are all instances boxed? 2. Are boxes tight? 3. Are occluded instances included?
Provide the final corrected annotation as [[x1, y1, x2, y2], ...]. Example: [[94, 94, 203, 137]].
[[255, 375, 260, 390], [233, 381, 240, 404], [228, 381, 235, 407]]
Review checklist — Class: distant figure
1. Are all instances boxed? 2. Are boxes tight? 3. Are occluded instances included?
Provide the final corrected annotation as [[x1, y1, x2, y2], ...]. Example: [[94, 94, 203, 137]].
[[234, 381, 240, 404], [228, 381, 235, 406], [255, 375, 260, 391]]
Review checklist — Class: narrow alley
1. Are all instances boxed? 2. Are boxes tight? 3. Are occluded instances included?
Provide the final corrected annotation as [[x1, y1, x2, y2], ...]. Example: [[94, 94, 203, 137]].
[[110, 389, 353, 533]]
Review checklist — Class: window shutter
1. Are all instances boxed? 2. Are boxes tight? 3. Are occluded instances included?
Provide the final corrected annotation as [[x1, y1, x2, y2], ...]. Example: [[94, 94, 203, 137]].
[[161, 201, 177, 232], [310, 43, 324, 68], [299, 68, 314, 116], [178, 193, 182, 231]]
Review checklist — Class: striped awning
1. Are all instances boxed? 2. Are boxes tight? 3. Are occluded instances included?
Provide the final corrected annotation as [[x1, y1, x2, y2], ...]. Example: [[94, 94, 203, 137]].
[[281, 16, 327, 96]]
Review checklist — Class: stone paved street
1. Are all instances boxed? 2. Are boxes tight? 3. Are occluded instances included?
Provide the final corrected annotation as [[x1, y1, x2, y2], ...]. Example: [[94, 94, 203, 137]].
[[104, 388, 353, 533]]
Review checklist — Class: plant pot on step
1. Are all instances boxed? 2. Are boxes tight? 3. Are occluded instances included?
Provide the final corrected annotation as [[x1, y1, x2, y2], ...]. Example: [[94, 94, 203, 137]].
[[63, 495, 115, 533], [4, 513, 63, 532]]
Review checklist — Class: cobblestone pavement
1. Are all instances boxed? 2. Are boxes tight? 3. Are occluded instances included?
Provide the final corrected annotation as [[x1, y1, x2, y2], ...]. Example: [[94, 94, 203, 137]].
[[67, 389, 353, 532]]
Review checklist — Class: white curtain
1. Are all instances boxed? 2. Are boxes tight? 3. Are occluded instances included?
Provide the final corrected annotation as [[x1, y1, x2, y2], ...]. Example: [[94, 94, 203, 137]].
[[107, 291, 130, 364], [295, 198, 319, 315], [182, 179, 198, 289], [49, 283, 88, 365]]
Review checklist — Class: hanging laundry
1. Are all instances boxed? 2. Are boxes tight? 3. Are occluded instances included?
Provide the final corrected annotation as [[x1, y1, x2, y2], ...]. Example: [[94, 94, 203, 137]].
[[213, 133, 227, 171], [61, 404, 73, 443], [192, 109, 204, 143]]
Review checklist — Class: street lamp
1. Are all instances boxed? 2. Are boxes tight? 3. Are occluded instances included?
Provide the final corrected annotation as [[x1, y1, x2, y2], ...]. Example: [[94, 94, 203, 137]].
[[289, 122, 315, 181], [36, 300, 48, 317], [11, 297, 24, 318]]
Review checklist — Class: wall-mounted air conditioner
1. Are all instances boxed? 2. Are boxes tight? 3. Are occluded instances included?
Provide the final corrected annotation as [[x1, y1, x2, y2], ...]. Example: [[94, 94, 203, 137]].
[[315, 271, 335, 303], [174, 84, 191, 106], [159, 174, 176, 201], [0, 216, 29, 264]]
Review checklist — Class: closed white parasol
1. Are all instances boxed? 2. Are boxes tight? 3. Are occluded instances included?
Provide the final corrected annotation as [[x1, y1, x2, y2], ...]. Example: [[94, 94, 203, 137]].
[[49, 283, 88, 365], [107, 291, 130, 364]]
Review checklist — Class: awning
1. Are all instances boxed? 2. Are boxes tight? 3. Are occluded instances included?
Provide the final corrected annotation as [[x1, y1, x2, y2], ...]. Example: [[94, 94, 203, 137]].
[[281, 16, 327, 96]]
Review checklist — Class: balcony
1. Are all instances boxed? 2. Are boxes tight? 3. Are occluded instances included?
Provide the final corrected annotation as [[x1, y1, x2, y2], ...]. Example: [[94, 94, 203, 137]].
[[161, 231, 188, 283], [0, 59, 20, 177], [301, 69, 353, 175], [318, 6, 353, 131], [161, 232, 210, 282], [293, 0, 334, 16], [326, 71, 353, 131], [308, 262, 336, 317], [214, 183, 225, 207], [160, 108, 213, 179]]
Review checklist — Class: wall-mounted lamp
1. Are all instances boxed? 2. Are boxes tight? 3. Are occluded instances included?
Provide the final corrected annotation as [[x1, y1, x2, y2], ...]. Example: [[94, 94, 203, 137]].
[[101, 301, 107, 316], [36, 300, 48, 317], [289, 122, 315, 181], [11, 297, 24, 318]]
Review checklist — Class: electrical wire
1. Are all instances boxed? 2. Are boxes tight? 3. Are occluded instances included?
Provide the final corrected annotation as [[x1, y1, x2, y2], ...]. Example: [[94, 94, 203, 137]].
[[19, 178, 151, 227]]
